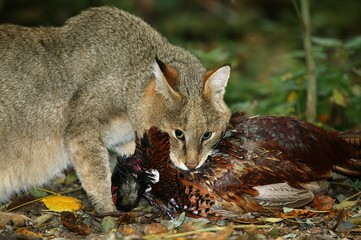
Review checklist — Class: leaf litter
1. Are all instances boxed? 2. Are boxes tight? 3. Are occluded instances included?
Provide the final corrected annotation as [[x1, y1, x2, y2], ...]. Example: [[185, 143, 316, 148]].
[[0, 169, 360, 239]]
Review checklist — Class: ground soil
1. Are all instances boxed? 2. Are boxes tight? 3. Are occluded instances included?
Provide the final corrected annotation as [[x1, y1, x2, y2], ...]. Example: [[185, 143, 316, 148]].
[[1, 170, 360, 240]]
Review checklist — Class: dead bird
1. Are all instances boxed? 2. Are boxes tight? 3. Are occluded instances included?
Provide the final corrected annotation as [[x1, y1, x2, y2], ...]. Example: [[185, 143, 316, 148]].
[[112, 113, 361, 219]]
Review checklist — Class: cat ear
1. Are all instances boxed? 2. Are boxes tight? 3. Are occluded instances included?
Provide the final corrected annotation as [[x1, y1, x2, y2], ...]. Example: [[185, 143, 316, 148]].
[[153, 58, 181, 101], [203, 65, 230, 111]]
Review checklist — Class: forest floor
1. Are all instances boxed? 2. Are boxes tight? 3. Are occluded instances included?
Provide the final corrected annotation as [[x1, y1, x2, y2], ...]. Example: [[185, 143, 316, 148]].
[[1, 169, 361, 240]]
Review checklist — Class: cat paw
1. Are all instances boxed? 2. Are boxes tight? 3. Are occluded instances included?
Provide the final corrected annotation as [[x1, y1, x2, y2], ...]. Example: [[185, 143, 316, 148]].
[[95, 202, 117, 214], [0, 212, 33, 227]]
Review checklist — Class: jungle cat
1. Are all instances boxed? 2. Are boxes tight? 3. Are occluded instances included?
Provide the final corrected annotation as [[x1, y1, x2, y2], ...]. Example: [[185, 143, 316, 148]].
[[0, 6, 231, 215]]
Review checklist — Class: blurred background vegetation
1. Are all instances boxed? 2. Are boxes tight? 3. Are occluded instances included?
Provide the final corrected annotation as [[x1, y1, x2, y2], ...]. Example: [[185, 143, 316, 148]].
[[0, 0, 360, 130]]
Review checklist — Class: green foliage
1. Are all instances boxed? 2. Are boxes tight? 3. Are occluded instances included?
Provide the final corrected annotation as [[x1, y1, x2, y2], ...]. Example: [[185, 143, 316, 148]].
[[29, 188, 49, 198], [264, 35, 361, 129], [193, 34, 361, 130]]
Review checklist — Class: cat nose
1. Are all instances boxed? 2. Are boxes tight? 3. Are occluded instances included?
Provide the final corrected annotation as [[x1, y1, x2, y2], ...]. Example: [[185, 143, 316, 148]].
[[186, 162, 197, 170], [186, 148, 199, 170]]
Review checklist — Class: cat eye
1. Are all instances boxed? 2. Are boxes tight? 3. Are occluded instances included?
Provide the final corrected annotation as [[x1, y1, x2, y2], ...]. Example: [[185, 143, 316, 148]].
[[175, 130, 185, 140], [202, 131, 212, 140]]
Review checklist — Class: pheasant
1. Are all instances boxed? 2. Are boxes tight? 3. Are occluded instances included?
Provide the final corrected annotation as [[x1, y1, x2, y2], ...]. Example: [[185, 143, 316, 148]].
[[112, 112, 361, 219]]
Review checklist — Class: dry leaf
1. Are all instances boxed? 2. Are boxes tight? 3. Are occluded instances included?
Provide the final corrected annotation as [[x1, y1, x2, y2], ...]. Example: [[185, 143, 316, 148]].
[[15, 228, 43, 238], [182, 222, 199, 232], [261, 217, 284, 223], [310, 195, 335, 211], [349, 216, 361, 225], [33, 213, 54, 227], [143, 223, 168, 235], [214, 225, 234, 240], [329, 209, 351, 221], [350, 227, 361, 233], [120, 225, 139, 235], [196, 232, 218, 240], [335, 200, 358, 210], [41, 195, 82, 212], [60, 211, 91, 235], [277, 209, 317, 219], [117, 210, 147, 224], [180, 216, 210, 232]]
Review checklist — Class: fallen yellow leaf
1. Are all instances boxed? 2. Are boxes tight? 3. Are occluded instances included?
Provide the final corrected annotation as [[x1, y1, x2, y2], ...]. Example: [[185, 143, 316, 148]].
[[41, 195, 82, 212]]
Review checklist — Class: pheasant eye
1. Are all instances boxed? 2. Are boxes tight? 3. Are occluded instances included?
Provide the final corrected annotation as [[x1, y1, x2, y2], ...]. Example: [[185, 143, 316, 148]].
[[202, 131, 212, 140], [175, 129, 185, 140]]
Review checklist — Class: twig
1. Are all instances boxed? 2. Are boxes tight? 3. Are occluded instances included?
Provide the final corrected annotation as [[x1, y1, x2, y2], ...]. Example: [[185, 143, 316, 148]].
[[300, 0, 317, 122], [57, 186, 83, 195], [87, 211, 132, 218], [342, 191, 361, 202], [286, 217, 324, 224], [36, 188, 58, 195], [6, 198, 45, 213]]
